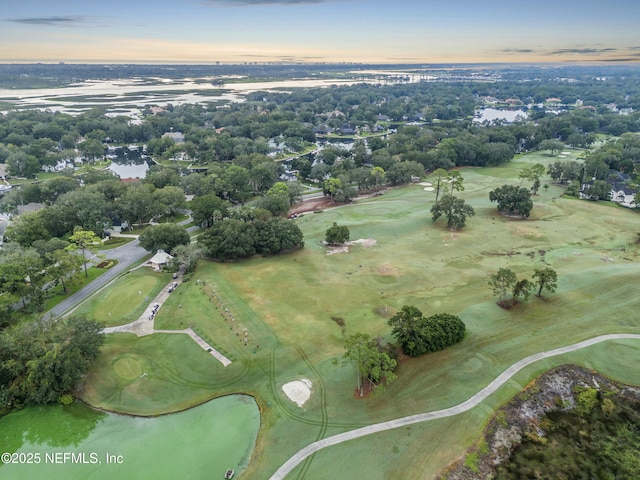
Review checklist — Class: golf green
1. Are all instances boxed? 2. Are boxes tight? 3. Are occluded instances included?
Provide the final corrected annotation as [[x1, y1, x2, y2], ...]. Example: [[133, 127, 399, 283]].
[[0, 395, 259, 480]]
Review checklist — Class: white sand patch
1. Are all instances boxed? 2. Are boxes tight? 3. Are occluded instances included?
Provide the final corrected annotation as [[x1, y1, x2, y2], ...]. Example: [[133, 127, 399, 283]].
[[418, 182, 433, 186], [325, 238, 376, 254], [557, 155, 567, 158], [349, 238, 377, 247], [282, 379, 312, 407], [561, 151, 571, 155], [423, 186, 435, 192]]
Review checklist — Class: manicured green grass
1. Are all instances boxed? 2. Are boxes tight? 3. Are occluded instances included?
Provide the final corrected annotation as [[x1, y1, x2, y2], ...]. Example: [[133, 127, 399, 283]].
[[79, 150, 640, 479], [96, 236, 135, 250], [74, 268, 172, 327], [81, 333, 246, 415]]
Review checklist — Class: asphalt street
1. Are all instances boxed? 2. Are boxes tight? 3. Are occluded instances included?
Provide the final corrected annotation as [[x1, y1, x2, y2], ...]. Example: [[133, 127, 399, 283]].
[[46, 238, 149, 318]]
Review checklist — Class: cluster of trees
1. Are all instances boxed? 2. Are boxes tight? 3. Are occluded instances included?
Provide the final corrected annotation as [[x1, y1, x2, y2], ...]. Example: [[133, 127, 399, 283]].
[[199, 216, 303, 261], [0, 240, 88, 325], [430, 169, 475, 230], [139, 223, 190, 254], [582, 133, 640, 176], [0, 316, 103, 412], [325, 222, 350, 245], [547, 160, 584, 185], [3, 172, 188, 241], [342, 333, 397, 397], [342, 306, 466, 395], [489, 267, 558, 308], [3, 65, 640, 184], [3, 67, 640, 225], [489, 185, 534, 218], [388, 306, 466, 357]]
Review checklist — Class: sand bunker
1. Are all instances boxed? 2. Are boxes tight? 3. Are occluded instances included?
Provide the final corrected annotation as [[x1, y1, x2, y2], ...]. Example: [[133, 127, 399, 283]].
[[418, 182, 433, 186], [558, 155, 567, 158], [282, 379, 312, 407], [423, 187, 435, 192], [561, 151, 571, 155]]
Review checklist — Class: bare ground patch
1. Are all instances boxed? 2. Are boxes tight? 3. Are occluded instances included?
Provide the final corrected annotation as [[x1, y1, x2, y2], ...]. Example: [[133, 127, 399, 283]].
[[376, 263, 399, 276]]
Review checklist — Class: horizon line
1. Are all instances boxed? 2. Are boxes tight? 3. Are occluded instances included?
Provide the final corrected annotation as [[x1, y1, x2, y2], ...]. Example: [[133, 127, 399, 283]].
[[1, 60, 640, 66]]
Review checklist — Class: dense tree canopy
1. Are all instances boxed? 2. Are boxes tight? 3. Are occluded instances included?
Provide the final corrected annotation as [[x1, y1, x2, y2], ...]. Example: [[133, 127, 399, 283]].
[[325, 222, 350, 245], [199, 217, 303, 261], [489, 185, 534, 218], [388, 306, 466, 357], [138, 223, 190, 254], [343, 332, 397, 395], [431, 194, 475, 229], [0, 316, 103, 412]]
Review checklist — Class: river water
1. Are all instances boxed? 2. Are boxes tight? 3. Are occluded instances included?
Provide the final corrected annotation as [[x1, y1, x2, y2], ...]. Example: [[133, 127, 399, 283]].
[[0, 77, 360, 117]]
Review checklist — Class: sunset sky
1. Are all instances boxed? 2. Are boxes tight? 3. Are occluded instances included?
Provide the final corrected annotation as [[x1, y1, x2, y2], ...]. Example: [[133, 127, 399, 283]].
[[2, 0, 640, 64]]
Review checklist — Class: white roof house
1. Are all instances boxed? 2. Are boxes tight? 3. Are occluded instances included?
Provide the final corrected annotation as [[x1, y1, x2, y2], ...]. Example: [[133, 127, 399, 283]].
[[149, 249, 173, 271]]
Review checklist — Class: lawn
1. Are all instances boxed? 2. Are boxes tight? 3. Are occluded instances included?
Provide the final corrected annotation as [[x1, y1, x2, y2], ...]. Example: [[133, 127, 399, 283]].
[[79, 151, 640, 479], [73, 267, 172, 327]]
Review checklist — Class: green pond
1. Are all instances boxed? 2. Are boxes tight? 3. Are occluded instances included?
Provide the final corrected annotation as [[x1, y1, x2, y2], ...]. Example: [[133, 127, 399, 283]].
[[0, 395, 260, 480]]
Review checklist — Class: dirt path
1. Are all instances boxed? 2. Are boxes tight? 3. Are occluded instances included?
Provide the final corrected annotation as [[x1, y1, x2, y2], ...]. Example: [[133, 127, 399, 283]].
[[268, 333, 640, 480]]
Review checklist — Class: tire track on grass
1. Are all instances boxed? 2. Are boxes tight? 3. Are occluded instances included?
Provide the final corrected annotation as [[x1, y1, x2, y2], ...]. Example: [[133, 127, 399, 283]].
[[293, 346, 328, 480], [267, 345, 376, 430], [269, 334, 640, 480]]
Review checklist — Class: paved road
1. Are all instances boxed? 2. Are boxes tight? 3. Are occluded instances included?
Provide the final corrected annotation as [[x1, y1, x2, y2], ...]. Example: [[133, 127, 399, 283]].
[[46, 216, 198, 318], [268, 333, 640, 480], [46, 238, 148, 318]]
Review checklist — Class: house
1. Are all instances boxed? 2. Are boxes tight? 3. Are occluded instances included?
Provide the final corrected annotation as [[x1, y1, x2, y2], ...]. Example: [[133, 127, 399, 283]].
[[610, 182, 636, 207], [313, 125, 332, 136], [338, 124, 356, 136], [149, 249, 173, 271], [580, 171, 638, 207], [376, 114, 391, 122], [42, 160, 74, 173]]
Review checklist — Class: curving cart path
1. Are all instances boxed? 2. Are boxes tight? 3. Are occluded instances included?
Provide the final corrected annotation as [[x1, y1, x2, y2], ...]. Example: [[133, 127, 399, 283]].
[[269, 333, 640, 480]]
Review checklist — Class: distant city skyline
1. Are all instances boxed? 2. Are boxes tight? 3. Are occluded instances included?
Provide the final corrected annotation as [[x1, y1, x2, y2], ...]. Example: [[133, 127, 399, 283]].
[[2, 0, 640, 64]]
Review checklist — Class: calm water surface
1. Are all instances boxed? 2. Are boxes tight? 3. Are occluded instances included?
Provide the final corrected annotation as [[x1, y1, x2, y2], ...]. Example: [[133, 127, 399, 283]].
[[0, 395, 260, 480]]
